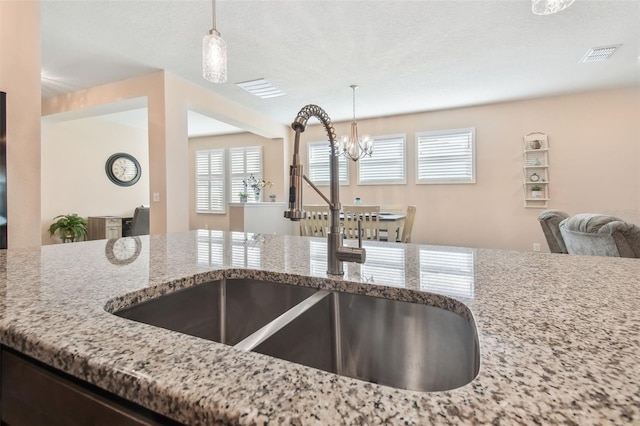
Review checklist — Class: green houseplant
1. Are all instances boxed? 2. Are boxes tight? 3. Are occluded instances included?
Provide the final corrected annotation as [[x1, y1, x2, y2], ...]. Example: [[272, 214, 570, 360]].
[[48, 214, 88, 243]]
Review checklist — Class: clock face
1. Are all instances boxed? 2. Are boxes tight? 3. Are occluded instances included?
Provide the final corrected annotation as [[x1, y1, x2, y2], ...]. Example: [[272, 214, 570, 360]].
[[530, 173, 540, 182], [106, 153, 141, 186]]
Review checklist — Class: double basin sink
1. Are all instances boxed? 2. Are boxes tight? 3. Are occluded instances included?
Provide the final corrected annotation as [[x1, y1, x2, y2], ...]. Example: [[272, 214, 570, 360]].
[[113, 278, 479, 392]]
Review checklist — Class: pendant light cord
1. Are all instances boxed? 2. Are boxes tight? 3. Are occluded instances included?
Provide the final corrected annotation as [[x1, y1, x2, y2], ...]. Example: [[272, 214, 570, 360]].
[[351, 85, 358, 121], [212, 0, 217, 31]]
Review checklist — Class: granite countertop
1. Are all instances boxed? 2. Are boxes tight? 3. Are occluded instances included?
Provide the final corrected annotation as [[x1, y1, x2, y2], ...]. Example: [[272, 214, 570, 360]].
[[0, 231, 638, 424]]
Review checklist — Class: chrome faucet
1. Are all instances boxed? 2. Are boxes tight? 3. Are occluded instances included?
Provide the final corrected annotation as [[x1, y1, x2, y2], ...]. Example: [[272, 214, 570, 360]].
[[284, 105, 366, 276]]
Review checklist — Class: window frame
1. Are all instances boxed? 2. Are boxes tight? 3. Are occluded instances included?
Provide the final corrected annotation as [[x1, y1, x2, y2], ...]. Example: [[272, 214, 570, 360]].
[[356, 133, 407, 185], [415, 127, 476, 185]]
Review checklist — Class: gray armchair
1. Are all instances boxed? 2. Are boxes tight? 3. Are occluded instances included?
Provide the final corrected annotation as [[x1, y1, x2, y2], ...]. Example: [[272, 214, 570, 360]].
[[537, 210, 569, 253], [559, 213, 640, 258]]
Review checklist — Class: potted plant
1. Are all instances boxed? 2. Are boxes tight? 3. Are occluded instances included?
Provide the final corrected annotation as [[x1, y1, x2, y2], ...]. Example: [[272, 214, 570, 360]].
[[239, 192, 248, 202], [243, 174, 273, 202], [530, 186, 544, 198], [48, 213, 88, 243]]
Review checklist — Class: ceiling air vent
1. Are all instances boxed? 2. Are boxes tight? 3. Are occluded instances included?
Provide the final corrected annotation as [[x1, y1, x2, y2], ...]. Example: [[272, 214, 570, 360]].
[[236, 79, 286, 99], [581, 45, 620, 63]]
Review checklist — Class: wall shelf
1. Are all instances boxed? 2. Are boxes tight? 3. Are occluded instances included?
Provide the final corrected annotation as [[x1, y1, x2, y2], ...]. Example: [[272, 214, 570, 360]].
[[522, 132, 550, 209]]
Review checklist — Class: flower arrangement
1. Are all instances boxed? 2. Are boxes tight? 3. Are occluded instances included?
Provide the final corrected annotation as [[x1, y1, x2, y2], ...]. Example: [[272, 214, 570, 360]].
[[243, 174, 273, 191]]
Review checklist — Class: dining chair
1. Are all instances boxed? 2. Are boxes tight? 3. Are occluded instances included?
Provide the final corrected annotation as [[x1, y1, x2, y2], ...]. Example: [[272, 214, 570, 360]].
[[342, 205, 380, 241], [300, 205, 330, 237], [130, 206, 149, 236], [400, 205, 416, 243]]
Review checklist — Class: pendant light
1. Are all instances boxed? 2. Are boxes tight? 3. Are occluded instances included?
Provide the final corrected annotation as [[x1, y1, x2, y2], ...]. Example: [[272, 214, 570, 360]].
[[339, 85, 373, 162], [203, 0, 227, 83], [531, 0, 575, 15]]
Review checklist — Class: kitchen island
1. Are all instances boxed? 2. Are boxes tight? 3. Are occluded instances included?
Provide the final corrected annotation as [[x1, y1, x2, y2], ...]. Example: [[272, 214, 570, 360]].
[[0, 231, 638, 424]]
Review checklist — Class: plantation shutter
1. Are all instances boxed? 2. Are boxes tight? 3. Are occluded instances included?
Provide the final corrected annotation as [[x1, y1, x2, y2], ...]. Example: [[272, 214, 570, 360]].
[[417, 128, 475, 183], [307, 142, 348, 185], [230, 146, 263, 202], [195, 149, 225, 213], [357, 134, 406, 184]]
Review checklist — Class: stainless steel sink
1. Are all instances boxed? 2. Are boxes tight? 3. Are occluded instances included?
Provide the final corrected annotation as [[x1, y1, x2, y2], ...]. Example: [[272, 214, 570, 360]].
[[251, 291, 479, 392], [114, 278, 317, 346], [113, 279, 479, 392]]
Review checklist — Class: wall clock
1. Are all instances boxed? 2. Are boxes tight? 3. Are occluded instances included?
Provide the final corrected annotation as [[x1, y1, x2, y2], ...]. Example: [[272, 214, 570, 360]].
[[105, 153, 141, 187], [105, 236, 142, 265]]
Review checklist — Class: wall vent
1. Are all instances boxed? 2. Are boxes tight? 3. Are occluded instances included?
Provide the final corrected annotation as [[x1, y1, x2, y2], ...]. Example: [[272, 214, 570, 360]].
[[236, 79, 286, 99], [581, 45, 620, 63]]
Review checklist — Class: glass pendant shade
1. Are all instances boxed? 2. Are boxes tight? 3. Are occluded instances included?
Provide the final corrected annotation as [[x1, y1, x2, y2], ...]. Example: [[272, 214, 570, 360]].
[[339, 85, 373, 162], [531, 0, 575, 15], [203, 29, 227, 83]]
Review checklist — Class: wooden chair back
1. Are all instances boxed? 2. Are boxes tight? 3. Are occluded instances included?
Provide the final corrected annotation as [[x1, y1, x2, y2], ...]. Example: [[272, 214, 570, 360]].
[[300, 205, 330, 237], [401, 205, 416, 243], [342, 205, 380, 240]]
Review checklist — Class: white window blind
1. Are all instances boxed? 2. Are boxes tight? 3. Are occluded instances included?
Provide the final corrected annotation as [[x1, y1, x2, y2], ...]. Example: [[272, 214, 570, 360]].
[[195, 149, 225, 213], [357, 134, 406, 184], [230, 146, 263, 202], [417, 128, 475, 184], [419, 248, 475, 299], [307, 141, 349, 185]]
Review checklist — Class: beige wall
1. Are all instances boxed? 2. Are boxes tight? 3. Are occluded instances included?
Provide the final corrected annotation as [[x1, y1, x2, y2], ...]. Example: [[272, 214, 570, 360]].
[[296, 87, 640, 251], [0, 1, 41, 248], [42, 72, 287, 237], [41, 116, 149, 244], [189, 133, 285, 231]]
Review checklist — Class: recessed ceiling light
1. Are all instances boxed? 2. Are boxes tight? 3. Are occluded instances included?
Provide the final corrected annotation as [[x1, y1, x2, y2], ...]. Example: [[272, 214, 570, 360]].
[[581, 45, 621, 63], [236, 78, 286, 99]]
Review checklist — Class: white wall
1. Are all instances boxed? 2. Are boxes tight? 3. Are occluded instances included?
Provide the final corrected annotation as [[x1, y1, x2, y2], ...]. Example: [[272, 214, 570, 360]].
[[41, 116, 149, 244], [0, 1, 41, 248], [296, 87, 640, 251]]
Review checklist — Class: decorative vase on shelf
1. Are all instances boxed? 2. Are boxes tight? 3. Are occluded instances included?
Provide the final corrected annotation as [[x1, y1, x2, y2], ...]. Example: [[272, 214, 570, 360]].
[[254, 188, 261, 202]]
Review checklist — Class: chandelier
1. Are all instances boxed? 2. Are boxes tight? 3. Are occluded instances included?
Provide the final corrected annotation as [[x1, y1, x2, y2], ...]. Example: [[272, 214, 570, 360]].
[[202, 0, 227, 83], [531, 0, 575, 15], [339, 85, 373, 161]]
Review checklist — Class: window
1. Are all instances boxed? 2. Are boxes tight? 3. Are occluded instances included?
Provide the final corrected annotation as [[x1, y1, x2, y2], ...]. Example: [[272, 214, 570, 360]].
[[195, 149, 225, 213], [416, 128, 475, 184], [307, 141, 348, 185], [230, 146, 262, 202], [357, 134, 406, 184]]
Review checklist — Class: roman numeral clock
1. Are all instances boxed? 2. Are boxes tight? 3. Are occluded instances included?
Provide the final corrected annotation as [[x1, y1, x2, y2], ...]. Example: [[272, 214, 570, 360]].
[[105, 153, 141, 186]]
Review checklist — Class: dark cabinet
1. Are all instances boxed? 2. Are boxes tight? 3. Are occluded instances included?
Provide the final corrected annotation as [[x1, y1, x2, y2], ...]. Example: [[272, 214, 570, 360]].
[[1, 347, 181, 425]]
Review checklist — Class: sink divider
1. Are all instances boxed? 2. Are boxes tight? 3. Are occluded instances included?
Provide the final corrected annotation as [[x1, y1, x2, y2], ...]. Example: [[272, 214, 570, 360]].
[[219, 279, 227, 345], [234, 289, 332, 352], [331, 292, 343, 376]]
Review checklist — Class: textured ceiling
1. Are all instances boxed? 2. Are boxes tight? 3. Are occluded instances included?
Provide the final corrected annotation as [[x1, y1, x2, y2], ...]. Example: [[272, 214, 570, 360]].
[[41, 0, 640, 128]]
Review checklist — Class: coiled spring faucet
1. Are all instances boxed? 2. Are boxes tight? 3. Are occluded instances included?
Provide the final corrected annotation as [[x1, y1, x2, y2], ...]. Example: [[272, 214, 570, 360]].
[[284, 105, 366, 276]]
